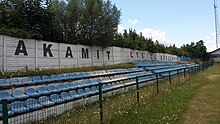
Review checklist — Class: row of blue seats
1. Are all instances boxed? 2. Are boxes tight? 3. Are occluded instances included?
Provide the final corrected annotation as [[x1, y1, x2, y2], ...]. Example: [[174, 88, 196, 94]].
[[0, 68, 145, 89], [0, 78, 105, 102], [0, 85, 114, 119], [132, 60, 177, 67]]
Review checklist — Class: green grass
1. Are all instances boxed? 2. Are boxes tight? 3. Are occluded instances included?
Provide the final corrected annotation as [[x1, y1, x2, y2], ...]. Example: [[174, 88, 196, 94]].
[[0, 63, 134, 78], [178, 64, 220, 124]]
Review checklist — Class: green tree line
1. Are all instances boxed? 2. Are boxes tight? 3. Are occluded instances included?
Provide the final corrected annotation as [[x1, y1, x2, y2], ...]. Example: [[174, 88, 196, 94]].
[[0, 0, 209, 61]]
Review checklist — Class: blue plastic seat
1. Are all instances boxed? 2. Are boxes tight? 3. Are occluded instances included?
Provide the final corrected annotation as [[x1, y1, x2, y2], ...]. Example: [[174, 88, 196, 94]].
[[50, 94, 64, 104], [50, 75, 61, 82], [10, 78, 24, 86], [85, 88, 95, 95], [39, 96, 55, 107], [102, 84, 108, 92], [82, 80, 92, 87], [69, 90, 82, 99], [13, 89, 29, 100], [25, 98, 43, 110], [106, 83, 113, 91], [42, 75, 53, 83], [72, 81, 80, 88], [48, 84, 59, 93], [9, 101, 29, 114], [0, 79, 12, 88], [59, 74, 68, 81], [0, 104, 14, 118], [32, 76, 44, 84], [77, 89, 87, 97], [22, 77, 35, 85], [70, 73, 78, 79], [91, 86, 99, 93], [0, 91, 16, 102], [60, 92, 75, 102], [65, 82, 75, 90], [56, 83, 69, 92], [25, 88, 41, 98], [37, 86, 51, 95]]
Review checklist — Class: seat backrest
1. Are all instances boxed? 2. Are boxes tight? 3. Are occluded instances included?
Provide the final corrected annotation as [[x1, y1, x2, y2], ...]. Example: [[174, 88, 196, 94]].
[[59, 74, 66, 79], [13, 89, 24, 96], [85, 88, 91, 92], [10, 78, 21, 84], [25, 88, 36, 94], [0, 79, 8, 85], [61, 92, 69, 98], [50, 94, 60, 100], [69, 90, 77, 96], [51, 75, 59, 80], [25, 98, 37, 106], [22, 77, 31, 82], [77, 89, 84, 94], [37, 86, 47, 92], [33, 76, 42, 82], [39, 96, 49, 103], [65, 82, 72, 88], [42, 76, 51, 80], [10, 101, 23, 109], [48, 84, 57, 90], [91, 86, 98, 91], [0, 91, 11, 99], [72, 81, 79, 87], [57, 83, 65, 89]]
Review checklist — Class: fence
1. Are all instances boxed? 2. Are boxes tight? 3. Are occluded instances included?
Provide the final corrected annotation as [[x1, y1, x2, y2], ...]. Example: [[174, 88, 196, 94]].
[[0, 63, 213, 124]]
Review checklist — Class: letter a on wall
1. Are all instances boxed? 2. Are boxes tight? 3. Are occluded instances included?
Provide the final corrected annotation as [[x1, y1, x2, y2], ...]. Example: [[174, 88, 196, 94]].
[[65, 46, 73, 58], [15, 40, 28, 55]]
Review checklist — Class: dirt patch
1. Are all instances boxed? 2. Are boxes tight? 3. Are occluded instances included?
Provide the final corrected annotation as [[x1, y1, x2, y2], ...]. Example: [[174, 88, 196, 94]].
[[207, 75, 220, 80]]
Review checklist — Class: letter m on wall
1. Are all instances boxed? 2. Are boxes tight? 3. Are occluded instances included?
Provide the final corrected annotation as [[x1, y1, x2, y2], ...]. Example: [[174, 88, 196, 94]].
[[82, 48, 89, 59]]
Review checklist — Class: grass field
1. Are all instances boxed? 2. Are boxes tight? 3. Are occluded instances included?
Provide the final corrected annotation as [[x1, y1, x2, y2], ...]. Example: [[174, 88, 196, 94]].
[[36, 64, 219, 124]]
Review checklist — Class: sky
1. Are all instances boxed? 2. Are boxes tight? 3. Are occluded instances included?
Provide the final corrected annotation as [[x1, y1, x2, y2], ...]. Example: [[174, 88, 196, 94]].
[[110, 0, 218, 52]]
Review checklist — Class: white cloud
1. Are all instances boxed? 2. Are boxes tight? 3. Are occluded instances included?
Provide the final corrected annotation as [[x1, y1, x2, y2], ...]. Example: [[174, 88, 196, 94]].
[[204, 33, 219, 52], [139, 28, 172, 46], [117, 25, 124, 34], [128, 19, 139, 25]]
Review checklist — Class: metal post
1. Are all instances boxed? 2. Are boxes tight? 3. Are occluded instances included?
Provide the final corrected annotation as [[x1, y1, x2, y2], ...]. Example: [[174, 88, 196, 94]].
[[168, 71, 171, 84], [2, 99, 8, 124], [98, 83, 103, 124], [156, 73, 159, 94], [188, 67, 190, 80], [184, 68, 186, 77], [136, 76, 139, 104], [177, 69, 179, 82]]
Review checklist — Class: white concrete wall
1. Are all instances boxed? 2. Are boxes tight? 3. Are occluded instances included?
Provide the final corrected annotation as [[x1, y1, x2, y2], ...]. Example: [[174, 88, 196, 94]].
[[121, 48, 130, 63], [0, 35, 180, 72], [112, 46, 122, 64], [129, 49, 136, 62], [92, 46, 104, 66], [36, 40, 59, 69], [103, 47, 113, 65], [60, 43, 78, 68], [5, 36, 36, 71], [77, 45, 92, 67], [0, 35, 3, 72]]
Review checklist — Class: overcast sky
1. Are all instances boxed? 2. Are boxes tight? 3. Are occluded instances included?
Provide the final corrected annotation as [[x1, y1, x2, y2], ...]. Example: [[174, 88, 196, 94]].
[[111, 0, 218, 52]]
